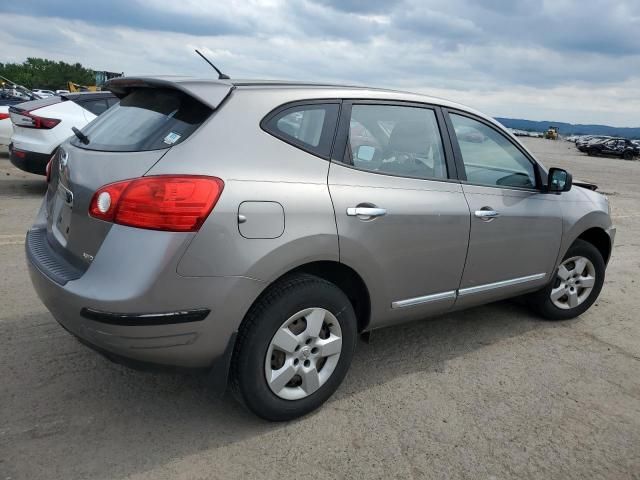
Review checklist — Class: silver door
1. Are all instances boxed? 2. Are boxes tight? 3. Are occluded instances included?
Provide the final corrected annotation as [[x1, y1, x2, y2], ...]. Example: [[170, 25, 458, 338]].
[[329, 103, 470, 328], [446, 112, 563, 308]]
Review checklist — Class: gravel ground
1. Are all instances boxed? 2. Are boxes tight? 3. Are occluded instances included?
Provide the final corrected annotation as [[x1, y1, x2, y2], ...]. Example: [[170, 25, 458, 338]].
[[1, 139, 639, 480]]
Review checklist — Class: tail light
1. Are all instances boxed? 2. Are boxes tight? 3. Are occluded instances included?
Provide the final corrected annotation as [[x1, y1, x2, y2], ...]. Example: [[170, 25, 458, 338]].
[[89, 176, 224, 232], [0, 113, 10, 121], [10, 109, 61, 129]]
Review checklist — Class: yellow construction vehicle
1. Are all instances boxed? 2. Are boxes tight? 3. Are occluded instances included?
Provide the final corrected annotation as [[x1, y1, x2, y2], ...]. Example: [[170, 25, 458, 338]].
[[66, 71, 124, 93], [545, 126, 559, 140], [67, 81, 98, 92]]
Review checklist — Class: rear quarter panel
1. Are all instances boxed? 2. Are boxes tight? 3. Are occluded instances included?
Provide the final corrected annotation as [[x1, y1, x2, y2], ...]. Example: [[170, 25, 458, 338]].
[[147, 89, 340, 280]]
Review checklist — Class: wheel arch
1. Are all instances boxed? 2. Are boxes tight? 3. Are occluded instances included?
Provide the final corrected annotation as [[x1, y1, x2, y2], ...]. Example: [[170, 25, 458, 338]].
[[576, 227, 612, 264], [285, 261, 371, 333], [240, 260, 372, 335]]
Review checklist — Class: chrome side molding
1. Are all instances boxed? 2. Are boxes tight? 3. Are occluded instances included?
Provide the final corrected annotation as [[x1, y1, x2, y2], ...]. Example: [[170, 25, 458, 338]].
[[457, 273, 546, 297], [391, 290, 456, 309], [391, 273, 547, 309]]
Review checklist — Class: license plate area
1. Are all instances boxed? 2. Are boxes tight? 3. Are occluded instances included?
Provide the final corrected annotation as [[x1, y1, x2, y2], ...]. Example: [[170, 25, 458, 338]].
[[51, 182, 74, 243]]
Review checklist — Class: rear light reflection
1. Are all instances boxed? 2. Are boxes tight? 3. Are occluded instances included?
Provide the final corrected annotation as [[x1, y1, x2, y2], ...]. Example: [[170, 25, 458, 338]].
[[89, 176, 224, 232], [45, 157, 54, 183]]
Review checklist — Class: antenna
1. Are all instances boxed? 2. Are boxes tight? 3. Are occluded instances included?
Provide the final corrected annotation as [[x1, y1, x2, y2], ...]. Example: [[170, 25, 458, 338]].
[[195, 49, 230, 80]]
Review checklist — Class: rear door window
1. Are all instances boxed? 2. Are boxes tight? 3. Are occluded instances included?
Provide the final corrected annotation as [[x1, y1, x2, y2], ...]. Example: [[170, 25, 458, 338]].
[[71, 88, 212, 152], [262, 103, 340, 159], [341, 104, 448, 180]]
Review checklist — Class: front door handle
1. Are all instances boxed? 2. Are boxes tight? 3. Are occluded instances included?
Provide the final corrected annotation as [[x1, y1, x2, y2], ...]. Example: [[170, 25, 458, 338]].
[[346, 207, 387, 218], [474, 209, 500, 220]]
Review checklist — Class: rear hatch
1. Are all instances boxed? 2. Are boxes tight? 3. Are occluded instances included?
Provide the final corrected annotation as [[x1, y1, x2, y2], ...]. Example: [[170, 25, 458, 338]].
[[43, 78, 232, 272]]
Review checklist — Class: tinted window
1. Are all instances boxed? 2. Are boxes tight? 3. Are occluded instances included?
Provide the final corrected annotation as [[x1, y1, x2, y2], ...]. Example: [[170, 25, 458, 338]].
[[81, 99, 110, 116], [263, 103, 339, 158], [71, 88, 212, 152], [451, 114, 537, 189], [343, 104, 447, 180]]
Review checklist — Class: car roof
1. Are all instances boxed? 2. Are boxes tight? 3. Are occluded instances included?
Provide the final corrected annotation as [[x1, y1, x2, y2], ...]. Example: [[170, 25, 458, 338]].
[[107, 75, 493, 125]]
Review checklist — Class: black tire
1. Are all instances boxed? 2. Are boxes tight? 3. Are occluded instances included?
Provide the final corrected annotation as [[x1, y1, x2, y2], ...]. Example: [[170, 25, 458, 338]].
[[230, 273, 357, 421], [622, 150, 633, 160], [527, 239, 605, 321], [588, 148, 597, 156]]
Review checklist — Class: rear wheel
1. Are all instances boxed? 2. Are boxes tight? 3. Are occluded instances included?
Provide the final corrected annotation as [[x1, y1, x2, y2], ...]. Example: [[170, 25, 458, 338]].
[[622, 150, 633, 160], [230, 274, 357, 421], [528, 239, 605, 320], [588, 148, 597, 156]]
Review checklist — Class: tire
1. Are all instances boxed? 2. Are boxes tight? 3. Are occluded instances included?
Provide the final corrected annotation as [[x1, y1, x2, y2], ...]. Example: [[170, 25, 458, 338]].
[[230, 273, 357, 421], [588, 148, 597, 156], [528, 239, 605, 321], [622, 151, 633, 160]]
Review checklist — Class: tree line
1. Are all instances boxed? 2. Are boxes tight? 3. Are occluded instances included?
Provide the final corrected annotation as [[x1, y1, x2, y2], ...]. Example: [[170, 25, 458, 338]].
[[0, 57, 95, 90]]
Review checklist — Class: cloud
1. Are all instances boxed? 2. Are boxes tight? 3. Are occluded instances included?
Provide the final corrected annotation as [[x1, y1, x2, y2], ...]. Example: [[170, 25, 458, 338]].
[[0, 0, 252, 36], [0, 0, 638, 126]]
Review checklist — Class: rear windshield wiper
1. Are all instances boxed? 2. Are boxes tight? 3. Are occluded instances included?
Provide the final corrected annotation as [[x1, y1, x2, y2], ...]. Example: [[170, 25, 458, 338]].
[[72, 126, 90, 145]]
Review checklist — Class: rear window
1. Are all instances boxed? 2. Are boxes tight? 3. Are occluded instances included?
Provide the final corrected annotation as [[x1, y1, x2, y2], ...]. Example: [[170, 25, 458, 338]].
[[71, 88, 212, 152], [79, 98, 108, 116]]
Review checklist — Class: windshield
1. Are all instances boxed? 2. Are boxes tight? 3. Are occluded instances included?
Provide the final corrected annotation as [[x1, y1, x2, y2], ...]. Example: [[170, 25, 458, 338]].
[[71, 88, 212, 152]]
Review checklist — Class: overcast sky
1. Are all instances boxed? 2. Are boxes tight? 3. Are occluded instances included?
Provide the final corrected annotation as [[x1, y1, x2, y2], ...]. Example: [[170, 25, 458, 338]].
[[1, 0, 639, 126]]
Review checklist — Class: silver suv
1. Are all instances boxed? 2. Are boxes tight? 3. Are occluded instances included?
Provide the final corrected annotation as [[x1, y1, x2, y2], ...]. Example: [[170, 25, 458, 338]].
[[26, 77, 615, 420]]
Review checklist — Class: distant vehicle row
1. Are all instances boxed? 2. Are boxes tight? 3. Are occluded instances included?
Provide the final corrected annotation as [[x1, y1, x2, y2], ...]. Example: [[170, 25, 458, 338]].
[[566, 135, 639, 160]]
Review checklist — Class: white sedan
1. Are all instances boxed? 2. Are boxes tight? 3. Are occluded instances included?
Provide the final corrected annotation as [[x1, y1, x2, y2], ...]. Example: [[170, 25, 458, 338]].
[[9, 92, 118, 174]]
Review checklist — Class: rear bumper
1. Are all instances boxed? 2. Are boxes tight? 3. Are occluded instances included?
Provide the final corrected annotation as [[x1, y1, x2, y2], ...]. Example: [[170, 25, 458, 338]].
[[26, 219, 266, 378], [9, 143, 50, 175]]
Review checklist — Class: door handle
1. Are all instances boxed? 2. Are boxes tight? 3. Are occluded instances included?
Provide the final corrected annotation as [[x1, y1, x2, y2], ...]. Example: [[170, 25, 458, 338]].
[[346, 207, 387, 218], [474, 209, 500, 220]]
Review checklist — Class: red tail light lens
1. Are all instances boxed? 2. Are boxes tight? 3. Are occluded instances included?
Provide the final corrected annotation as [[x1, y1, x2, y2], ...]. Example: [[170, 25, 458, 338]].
[[0, 113, 10, 121], [10, 110, 61, 129], [89, 176, 224, 232]]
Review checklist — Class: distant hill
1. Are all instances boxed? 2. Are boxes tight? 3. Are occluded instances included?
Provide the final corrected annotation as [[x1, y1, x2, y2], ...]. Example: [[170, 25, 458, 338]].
[[495, 118, 640, 139]]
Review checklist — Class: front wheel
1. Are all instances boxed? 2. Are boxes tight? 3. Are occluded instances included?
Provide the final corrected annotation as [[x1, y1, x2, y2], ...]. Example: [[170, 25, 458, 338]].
[[528, 239, 605, 320], [230, 274, 357, 421], [622, 150, 633, 160]]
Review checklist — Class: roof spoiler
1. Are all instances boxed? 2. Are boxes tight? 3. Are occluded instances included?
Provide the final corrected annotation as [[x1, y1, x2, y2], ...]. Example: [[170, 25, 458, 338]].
[[105, 76, 233, 110]]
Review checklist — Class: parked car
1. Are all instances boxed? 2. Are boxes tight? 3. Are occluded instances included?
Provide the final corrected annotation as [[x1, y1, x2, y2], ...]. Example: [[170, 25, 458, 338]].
[[586, 138, 639, 160], [9, 91, 118, 174], [26, 77, 615, 421], [32, 89, 55, 98], [1, 89, 39, 145], [576, 135, 610, 152], [0, 104, 12, 146]]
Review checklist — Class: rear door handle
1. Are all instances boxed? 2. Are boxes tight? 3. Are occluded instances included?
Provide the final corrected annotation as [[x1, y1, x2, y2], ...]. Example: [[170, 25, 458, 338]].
[[346, 207, 387, 218], [474, 209, 500, 220]]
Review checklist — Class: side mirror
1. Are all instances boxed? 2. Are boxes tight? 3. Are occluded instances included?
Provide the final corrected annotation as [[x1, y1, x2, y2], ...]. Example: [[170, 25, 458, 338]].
[[356, 145, 375, 162], [547, 168, 572, 192]]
